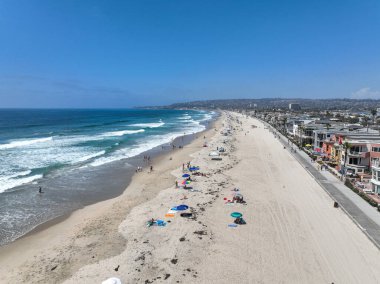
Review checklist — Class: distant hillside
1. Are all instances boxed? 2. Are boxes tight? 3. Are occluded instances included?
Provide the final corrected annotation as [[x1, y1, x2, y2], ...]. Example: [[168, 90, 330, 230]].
[[148, 98, 380, 111]]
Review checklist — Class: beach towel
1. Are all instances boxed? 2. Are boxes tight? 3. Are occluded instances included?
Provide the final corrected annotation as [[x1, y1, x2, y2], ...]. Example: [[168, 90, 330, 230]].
[[102, 277, 122, 284]]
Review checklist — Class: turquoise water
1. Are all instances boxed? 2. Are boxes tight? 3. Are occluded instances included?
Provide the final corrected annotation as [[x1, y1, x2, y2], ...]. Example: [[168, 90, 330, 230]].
[[0, 109, 214, 193], [0, 108, 215, 245]]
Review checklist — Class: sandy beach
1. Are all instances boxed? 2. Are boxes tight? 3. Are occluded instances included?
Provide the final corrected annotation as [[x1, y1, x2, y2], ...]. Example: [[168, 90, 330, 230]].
[[1, 111, 380, 283]]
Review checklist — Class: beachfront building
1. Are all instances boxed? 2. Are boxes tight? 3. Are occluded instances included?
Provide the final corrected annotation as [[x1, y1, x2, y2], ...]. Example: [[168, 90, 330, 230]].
[[313, 129, 337, 151], [293, 121, 317, 146], [370, 144, 380, 195], [343, 142, 370, 175], [338, 132, 380, 175]]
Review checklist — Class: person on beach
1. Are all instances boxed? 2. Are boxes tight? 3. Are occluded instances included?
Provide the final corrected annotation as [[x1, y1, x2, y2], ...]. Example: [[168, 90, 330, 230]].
[[38, 186, 43, 194], [150, 165, 153, 172], [175, 181, 178, 188]]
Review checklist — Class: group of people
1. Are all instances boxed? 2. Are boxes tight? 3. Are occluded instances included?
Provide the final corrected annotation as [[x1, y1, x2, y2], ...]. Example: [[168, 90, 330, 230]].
[[143, 155, 151, 162], [182, 161, 192, 170]]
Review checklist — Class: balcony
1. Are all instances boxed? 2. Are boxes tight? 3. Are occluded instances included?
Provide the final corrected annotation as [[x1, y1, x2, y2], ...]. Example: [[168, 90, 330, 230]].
[[346, 164, 367, 170], [348, 150, 370, 158], [370, 178, 380, 186], [372, 160, 380, 170]]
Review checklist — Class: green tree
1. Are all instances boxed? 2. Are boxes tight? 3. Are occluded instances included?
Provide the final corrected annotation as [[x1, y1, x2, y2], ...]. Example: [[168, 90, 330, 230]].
[[370, 109, 377, 125], [325, 123, 331, 131], [361, 116, 370, 132], [298, 124, 305, 147], [282, 117, 288, 134]]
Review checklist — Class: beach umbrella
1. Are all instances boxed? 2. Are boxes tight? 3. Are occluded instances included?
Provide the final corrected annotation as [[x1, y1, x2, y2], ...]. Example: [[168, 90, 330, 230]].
[[305, 144, 312, 147], [230, 212, 242, 218], [182, 174, 190, 178], [189, 167, 200, 171], [102, 277, 122, 284], [181, 180, 191, 185], [171, 204, 189, 211]]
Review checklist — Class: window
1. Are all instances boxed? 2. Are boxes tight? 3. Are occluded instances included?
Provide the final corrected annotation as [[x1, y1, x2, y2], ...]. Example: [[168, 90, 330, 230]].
[[351, 146, 360, 152], [372, 147, 380, 152], [349, 158, 358, 165]]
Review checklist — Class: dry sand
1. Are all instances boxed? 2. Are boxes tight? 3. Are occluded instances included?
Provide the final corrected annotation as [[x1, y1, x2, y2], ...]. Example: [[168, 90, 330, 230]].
[[1, 112, 380, 284]]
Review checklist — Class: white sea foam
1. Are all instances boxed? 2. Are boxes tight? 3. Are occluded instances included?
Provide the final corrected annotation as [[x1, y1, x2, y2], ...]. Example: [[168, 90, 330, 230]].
[[71, 150, 106, 164], [0, 137, 53, 150], [101, 129, 145, 137], [178, 115, 192, 120], [89, 126, 204, 168], [129, 121, 165, 128], [0, 170, 32, 182], [0, 174, 43, 193]]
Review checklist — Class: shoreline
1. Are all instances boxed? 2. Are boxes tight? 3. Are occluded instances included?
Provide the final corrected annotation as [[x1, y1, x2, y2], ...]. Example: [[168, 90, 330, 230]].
[[3, 111, 379, 283], [0, 113, 222, 283], [1, 113, 218, 246]]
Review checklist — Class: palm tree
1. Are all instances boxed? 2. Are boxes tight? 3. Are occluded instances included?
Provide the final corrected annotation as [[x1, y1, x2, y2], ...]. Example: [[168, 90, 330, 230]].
[[342, 141, 352, 176], [298, 124, 305, 147], [325, 123, 331, 131], [371, 109, 377, 125], [282, 117, 288, 134], [361, 116, 370, 132]]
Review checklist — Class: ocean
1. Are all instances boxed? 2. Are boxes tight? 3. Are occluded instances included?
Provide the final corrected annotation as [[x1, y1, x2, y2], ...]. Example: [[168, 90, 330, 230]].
[[0, 108, 216, 245]]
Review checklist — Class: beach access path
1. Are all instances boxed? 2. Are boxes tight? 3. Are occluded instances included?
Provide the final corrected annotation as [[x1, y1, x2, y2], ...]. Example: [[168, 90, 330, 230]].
[[264, 120, 380, 248], [64, 112, 380, 284]]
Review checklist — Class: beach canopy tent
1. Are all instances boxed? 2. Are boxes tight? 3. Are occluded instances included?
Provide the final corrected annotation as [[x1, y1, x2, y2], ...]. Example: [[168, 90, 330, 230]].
[[231, 212, 242, 218], [171, 204, 189, 211], [182, 174, 190, 178], [209, 151, 220, 157], [102, 277, 122, 284]]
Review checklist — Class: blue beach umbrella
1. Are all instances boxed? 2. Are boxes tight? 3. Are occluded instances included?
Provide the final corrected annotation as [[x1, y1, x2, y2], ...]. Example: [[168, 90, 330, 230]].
[[189, 167, 200, 171], [230, 212, 242, 218], [182, 174, 190, 178], [171, 205, 189, 211]]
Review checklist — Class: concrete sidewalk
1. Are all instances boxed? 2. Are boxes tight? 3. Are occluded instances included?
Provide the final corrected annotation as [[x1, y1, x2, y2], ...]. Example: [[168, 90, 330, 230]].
[[262, 120, 380, 249]]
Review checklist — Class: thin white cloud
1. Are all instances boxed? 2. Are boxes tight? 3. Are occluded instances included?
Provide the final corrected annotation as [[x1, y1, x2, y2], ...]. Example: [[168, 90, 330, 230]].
[[351, 87, 380, 99]]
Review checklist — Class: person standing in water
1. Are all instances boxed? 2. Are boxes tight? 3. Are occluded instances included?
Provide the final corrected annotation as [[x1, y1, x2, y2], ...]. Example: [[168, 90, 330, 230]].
[[39, 186, 43, 193]]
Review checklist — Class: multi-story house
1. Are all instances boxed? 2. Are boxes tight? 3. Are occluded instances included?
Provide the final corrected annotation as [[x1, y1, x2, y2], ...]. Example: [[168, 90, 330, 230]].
[[336, 131, 380, 175]]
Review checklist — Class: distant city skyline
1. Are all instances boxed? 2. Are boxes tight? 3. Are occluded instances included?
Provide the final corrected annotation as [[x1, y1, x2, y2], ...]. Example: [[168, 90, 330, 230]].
[[1, 0, 380, 108]]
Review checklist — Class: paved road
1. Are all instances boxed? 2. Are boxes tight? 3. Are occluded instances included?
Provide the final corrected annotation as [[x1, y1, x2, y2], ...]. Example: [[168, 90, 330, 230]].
[[260, 120, 380, 249]]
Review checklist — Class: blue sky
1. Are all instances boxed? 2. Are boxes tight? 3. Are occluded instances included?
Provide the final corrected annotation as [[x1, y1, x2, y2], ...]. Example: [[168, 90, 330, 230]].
[[0, 0, 380, 107]]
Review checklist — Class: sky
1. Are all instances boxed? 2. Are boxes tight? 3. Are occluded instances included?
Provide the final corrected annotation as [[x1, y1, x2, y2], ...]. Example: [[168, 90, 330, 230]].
[[0, 0, 380, 108]]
